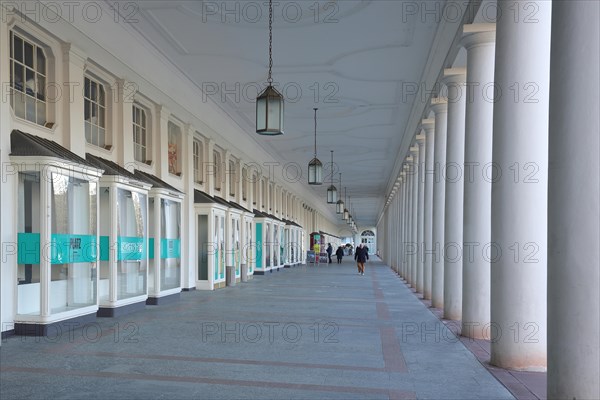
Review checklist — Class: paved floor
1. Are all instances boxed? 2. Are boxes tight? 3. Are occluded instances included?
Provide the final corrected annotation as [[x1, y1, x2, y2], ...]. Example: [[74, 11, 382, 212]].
[[0, 258, 514, 399]]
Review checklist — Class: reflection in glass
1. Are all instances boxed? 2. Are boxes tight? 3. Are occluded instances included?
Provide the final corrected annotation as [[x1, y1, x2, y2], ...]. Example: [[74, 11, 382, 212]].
[[116, 189, 147, 300], [17, 172, 41, 315], [160, 199, 180, 290], [49, 174, 97, 313]]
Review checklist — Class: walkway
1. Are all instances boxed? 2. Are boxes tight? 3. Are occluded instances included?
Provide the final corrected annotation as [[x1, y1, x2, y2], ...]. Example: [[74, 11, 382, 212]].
[[0, 259, 514, 399]]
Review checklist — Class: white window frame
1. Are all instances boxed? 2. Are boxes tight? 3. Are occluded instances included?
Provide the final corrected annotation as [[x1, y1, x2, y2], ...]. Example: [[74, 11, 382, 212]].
[[228, 159, 236, 197], [213, 149, 222, 192], [8, 27, 54, 128], [83, 74, 108, 149], [241, 167, 248, 201], [193, 136, 204, 184], [132, 103, 150, 164]]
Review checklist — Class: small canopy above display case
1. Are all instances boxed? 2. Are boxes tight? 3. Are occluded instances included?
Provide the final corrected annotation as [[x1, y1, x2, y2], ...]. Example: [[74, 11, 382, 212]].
[[133, 169, 184, 199], [86, 154, 151, 190]]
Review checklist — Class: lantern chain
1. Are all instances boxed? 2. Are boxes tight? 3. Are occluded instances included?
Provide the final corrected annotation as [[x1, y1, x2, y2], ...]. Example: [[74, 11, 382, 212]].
[[268, 0, 273, 84]]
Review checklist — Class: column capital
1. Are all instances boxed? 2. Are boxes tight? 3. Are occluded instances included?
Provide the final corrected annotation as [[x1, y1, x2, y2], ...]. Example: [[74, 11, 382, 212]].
[[442, 67, 467, 84], [157, 105, 171, 121], [430, 97, 448, 115], [462, 23, 496, 49], [421, 118, 435, 132], [410, 146, 419, 154], [416, 133, 426, 144], [61, 43, 87, 67]]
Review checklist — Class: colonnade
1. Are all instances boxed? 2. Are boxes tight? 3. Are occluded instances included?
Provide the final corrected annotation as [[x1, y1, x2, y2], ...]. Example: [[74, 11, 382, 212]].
[[378, 2, 599, 398]]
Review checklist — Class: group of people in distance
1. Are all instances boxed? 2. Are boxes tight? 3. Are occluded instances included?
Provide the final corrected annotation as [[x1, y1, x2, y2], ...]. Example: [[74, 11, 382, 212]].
[[325, 243, 370, 275]]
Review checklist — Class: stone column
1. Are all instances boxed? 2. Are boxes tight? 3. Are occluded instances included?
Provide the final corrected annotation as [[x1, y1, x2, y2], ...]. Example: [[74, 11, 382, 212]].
[[547, 2, 599, 398], [411, 145, 419, 289], [157, 105, 171, 180], [61, 44, 87, 157], [402, 164, 410, 280], [462, 23, 496, 332], [399, 171, 407, 277], [490, 1, 551, 371], [406, 159, 414, 285], [393, 178, 400, 274], [441, 68, 467, 322], [421, 118, 435, 300], [416, 133, 426, 294], [430, 98, 448, 309]]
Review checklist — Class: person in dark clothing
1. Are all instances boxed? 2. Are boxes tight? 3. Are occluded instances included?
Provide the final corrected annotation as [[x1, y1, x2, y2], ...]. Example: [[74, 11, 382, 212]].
[[326, 243, 333, 264], [354, 243, 369, 275], [335, 246, 344, 264]]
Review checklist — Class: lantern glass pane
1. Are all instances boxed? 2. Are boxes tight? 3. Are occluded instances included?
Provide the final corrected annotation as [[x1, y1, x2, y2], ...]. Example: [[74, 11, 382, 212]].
[[256, 96, 266, 132], [267, 97, 281, 131], [308, 161, 322, 185]]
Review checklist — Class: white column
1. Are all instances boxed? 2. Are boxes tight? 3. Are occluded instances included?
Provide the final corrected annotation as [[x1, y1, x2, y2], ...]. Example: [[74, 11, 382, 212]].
[[117, 78, 135, 171], [401, 165, 409, 280], [416, 133, 426, 294], [398, 171, 406, 277], [430, 98, 447, 309], [490, 1, 551, 371], [182, 123, 195, 289], [405, 160, 414, 285], [157, 106, 171, 180], [61, 44, 87, 157], [410, 146, 419, 289], [462, 23, 496, 331], [548, 2, 599, 398], [206, 139, 215, 197], [421, 118, 435, 300], [441, 68, 467, 322]]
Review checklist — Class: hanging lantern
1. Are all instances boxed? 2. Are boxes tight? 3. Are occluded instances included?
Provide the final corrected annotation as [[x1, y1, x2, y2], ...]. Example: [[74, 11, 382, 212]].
[[256, 86, 284, 135], [326, 151, 337, 203], [256, 0, 284, 135], [336, 176, 344, 214], [308, 108, 322, 184]]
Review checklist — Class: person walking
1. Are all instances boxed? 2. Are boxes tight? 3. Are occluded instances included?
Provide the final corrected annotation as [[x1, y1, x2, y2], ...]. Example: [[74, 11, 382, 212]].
[[354, 243, 369, 275], [335, 246, 344, 264], [326, 243, 333, 264]]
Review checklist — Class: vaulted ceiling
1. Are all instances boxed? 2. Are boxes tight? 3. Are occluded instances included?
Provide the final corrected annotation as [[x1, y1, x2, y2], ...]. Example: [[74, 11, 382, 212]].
[[75, 0, 482, 229]]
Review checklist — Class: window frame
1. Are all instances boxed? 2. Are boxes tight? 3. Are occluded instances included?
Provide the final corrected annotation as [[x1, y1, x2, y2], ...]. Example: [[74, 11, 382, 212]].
[[83, 74, 110, 149], [228, 159, 236, 197], [241, 166, 248, 201], [8, 28, 53, 128], [193, 136, 204, 185], [132, 102, 151, 165], [213, 149, 222, 192]]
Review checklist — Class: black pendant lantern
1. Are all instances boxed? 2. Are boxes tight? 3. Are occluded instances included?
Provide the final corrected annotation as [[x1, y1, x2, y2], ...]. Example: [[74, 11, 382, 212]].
[[343, 192, 350, 221], [326, 151, 338, 203], [336, 174, 344, 214], [256, 0, 284, 135], [308, 108, 322, 184]]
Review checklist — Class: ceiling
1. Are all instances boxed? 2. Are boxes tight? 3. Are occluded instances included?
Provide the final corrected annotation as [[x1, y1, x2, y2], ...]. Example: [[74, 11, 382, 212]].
[[81, 0, 480, 229]]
